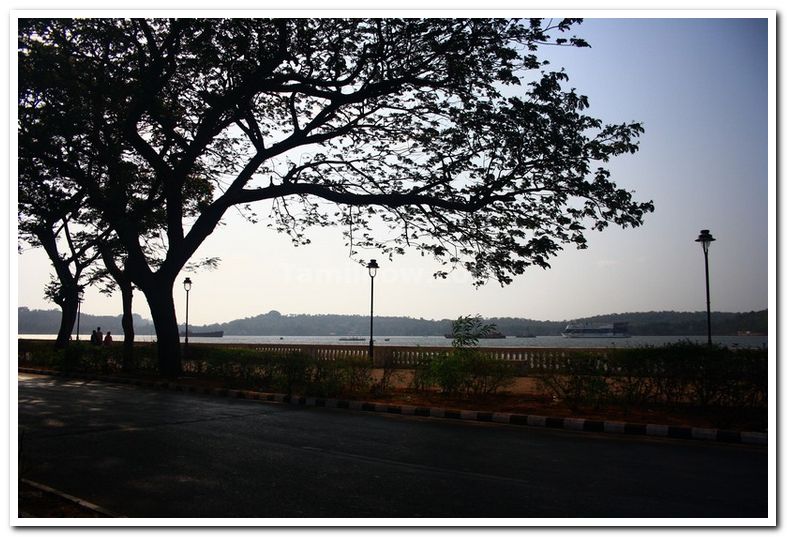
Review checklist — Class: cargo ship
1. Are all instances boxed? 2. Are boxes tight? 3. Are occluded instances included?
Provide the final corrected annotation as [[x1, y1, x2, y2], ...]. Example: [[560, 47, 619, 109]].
[[180, 330, 224, 338], [561, 322, 630, 338]]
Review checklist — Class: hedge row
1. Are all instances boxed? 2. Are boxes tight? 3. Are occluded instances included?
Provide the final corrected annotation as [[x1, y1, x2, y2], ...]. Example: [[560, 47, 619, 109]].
[[17, 340, 376, 398], [531, 342, 767, 410], [17, 340, 767, 409]]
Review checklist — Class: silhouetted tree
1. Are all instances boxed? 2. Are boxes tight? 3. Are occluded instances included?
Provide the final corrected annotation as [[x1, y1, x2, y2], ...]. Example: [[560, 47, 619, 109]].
[[18, 18, 653, 377], [90, 237, 219, 367], [19, 83, 150, 351], [90, 241, 137, 356], [17, 162, 101, 347]]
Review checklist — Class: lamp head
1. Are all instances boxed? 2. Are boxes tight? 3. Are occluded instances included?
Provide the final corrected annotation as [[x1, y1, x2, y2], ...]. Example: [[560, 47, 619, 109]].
[[695, 229, 716, 254], [367, 259, 379, 278], [183, 277, 192, 292]]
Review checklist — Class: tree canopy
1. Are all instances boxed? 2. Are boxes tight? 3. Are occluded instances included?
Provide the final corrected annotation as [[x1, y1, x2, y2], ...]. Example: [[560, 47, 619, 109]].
[[18, 17, 653, 375]]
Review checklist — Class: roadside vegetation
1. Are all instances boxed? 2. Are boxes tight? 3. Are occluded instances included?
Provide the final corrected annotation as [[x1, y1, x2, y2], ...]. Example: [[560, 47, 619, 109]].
[[532, 342, 766, 412], [411, 315, 517, 396], [18, 321, 767, 431]]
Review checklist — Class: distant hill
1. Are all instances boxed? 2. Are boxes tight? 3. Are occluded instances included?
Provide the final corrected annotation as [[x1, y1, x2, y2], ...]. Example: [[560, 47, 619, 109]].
[[17, 307, 767, 337], [17, 307, 155, 336]]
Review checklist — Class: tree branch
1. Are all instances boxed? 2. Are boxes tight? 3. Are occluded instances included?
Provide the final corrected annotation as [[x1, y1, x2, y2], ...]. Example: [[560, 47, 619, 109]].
[[230, 182, 517, 212]]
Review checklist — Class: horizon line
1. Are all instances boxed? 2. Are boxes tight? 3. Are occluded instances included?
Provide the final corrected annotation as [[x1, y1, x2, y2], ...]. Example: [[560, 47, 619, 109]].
[[16, 306, 768, 326]]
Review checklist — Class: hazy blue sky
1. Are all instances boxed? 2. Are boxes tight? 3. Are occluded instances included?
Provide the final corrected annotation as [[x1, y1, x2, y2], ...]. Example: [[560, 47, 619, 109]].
[[16, 16, 771, 325]]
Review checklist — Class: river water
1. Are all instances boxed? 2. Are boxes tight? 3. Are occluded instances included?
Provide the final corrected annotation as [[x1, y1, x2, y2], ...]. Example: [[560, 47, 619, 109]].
[[19, 334, 769, 349]]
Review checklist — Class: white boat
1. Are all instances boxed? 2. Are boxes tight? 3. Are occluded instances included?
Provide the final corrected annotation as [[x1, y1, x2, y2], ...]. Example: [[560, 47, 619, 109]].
[[562, 322, 631, 338]]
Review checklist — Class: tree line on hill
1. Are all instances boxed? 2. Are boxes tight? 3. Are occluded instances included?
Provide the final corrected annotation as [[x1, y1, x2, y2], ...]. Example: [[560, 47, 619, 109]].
[[18, 307, 767, 337]]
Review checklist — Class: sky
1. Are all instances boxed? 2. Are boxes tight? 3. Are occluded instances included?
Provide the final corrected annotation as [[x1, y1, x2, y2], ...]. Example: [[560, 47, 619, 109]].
[[14, 16, 772, 326]]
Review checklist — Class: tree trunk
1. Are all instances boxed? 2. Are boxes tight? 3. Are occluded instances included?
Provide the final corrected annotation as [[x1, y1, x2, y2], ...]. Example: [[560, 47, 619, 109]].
[[37, 230, 81, 350], [142, 279, 182, 378], [55, 296, 78, 349], [97, 245, 137, 366], [120, 282, 135, 369]]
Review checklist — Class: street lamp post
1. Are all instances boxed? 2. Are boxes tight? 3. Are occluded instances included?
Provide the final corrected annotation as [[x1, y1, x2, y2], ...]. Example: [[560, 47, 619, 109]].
[[76, 288, 84, 342], [367, 259, 379, 360], [695, 229, 716, 346], [183, 277, 192, 354]]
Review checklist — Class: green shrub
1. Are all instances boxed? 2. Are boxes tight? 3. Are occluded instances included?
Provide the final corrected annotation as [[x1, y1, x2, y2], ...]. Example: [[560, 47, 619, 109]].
[[338, 357, 373, 394], [428, 352, 467, 395], [18, 339, 61, 368], [371, 352, 400, 396], [310, 360, 346, 397], [450, 315, 497, 347], [410, 355, 436, 392], [607, 349, 658, 411], [183, 346, 281, 387], [309, 357, 373, 397], [735, 349, 768, 407], [59, 344, 84, 372], [183, 347, 374, 396], [605, 342, 766, 410], [423, 350, 516, 396], [535, 353, 611, 410], [461, 350, 517, 396], [411, 316, 516, 397], [127, 345, 158, 373], [18, 339, 157, 375], [273, 352, 313, 395]]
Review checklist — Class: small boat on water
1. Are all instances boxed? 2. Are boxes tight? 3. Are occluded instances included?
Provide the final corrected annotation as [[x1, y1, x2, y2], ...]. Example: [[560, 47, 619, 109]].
[[562, 322, 630, 338], [338, 337, 366, 341], [180, 330, 224, 338], [444, 331, 506, 339]]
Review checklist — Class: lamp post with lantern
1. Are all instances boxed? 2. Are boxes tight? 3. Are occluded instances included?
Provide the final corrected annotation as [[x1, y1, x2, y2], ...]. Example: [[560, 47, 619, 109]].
[[183, 277, 192, 353], [76, 287, 84, 342], [695, 229, 716, 346], [367, 259, 379, 360]]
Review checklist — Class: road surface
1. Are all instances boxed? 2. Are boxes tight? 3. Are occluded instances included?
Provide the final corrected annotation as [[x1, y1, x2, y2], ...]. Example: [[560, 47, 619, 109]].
[[17, 373, 768, 519]]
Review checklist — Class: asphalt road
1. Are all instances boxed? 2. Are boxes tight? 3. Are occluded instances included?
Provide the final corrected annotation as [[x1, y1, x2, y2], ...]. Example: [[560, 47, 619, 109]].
[[17, 373, 768, 519]]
